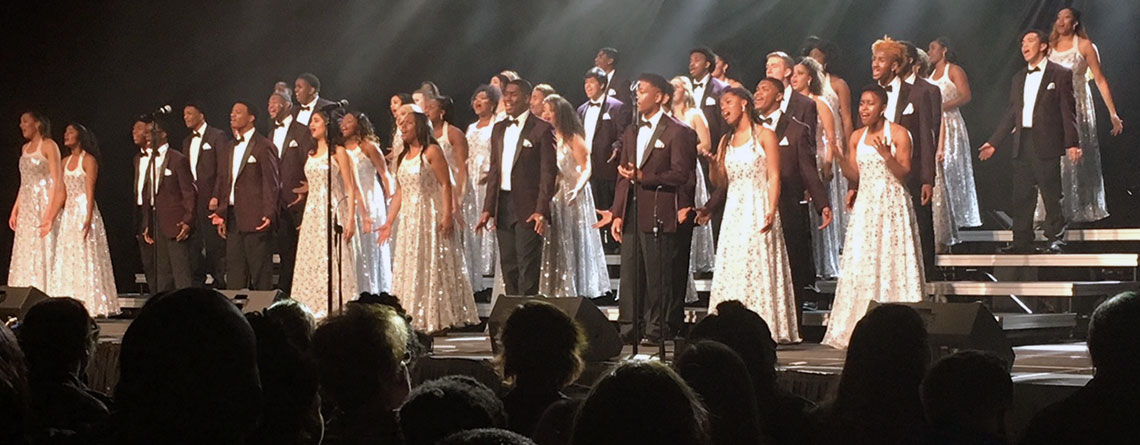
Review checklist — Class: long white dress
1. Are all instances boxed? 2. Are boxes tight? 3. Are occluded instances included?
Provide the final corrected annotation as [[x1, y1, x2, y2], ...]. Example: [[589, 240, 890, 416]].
[[8, 140, 57, 291], [707, 133, 800, 344], [810, 94, 847, 279], [929, 65, 982, 249], [391, 152, 479, 333], [537, 138, 610, 298], [346, 145, 393, 294], [1037, 34, 1109, 223], [292, 154, 360, 319], [822, 122, 925, 349], [465, 122, 498, 288], [48, 152, 119, 316], [438, 123, 482, 291]]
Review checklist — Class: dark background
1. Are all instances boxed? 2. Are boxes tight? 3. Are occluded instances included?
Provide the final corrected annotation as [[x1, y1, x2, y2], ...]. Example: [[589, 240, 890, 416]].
[[3, 0, 1137, 289]]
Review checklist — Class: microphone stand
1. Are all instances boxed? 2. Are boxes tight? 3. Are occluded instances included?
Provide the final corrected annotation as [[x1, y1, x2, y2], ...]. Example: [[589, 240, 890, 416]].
[[653, 185, 667, 359], [324, 102, 348, 316], [146, 127, 160, 297], [629, 82, 643, 357]]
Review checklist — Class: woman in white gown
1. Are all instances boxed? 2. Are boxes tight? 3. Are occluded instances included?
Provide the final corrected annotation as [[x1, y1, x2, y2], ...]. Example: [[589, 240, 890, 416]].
[[378, 105, 478, 333], [341, 111, 393, 294], [536, 94, 610, 298], [49, 123, 119, 316], [927, 38, 982, 250], [698, 86, 799, 344], [822, 87, 925, 349], [792, 57, 846, 279], [292, 111, 359, 319], [8, 112, 63, 291], [426, 95, 480, 291]]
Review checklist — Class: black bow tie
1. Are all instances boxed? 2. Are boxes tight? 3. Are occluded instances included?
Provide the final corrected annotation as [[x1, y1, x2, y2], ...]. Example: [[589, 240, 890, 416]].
[[588, 102, 602, 108], [882, 84, 894, 93], [758, 116, 774, 126], [300, 106, 311, 111], [637, 119, 652, 128], [1028, 67, 1042, 74], [235, 136, 246, 144], [274, 122, 285, 128], [692, 82, 704, 89], [507, 118, 520, 127], [191, 131, 201, 138]]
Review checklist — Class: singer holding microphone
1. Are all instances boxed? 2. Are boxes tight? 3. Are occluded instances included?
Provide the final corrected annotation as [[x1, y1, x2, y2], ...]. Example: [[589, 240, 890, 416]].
[[211, 100, 280, 290]]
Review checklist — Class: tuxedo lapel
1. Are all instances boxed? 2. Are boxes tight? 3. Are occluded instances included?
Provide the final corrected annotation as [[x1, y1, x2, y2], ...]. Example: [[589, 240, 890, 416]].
[[639, 118, 669, 169], [775, 113, 791, 140], [1032, 64, 1052, 115], [512, 115, 534, 167], [1012, 68, 1028, 115], [156, 150, 171, 190], [236, 138, 256, 180], [895, 82, 911, 123]]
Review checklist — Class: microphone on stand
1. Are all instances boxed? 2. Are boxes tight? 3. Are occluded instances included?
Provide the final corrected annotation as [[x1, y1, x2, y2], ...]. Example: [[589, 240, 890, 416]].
[[321, 99, 350, 112], [151, 104, 173, 116]]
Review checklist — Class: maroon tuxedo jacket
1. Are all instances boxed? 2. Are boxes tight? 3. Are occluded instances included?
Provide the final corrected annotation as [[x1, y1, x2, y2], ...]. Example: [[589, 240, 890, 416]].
[[988, 61, 1078, 159], [482, 113, 558, 223], [181, 124, 228, 217], [611, 113, 698, 233], [577, 96, 631, 182], [136, 148, 196, 239], [213, 131, 281, 232], [696, 76, 730, 151], [267, 119, 316, 210]]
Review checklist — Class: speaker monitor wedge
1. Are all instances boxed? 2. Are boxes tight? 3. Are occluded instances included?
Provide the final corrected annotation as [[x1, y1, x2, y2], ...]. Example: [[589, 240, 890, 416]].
[[868, 301, 1014, 368], [0, 286, 51, 320]]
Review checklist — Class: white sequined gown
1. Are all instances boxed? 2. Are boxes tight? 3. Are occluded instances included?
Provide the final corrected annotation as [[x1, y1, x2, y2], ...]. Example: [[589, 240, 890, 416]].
[[8, 140, 57, 291], [292, 154, 360, 319], [48, 152, 118, 316], [438, 123, 482, 291], [1037, 35, 1109, 223], [823, 122, 925, 349], [391, 152, 479, 333], [538, 138, 610, 298], [930, 66, 982, 249], [346, 146, 392, 294], [708, 134, 800, 344], [810, 94, 847, 279], [465, 121, 498, 288]]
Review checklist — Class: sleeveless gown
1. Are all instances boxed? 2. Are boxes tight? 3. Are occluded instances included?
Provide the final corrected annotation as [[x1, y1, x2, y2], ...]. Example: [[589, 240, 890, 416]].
[[810, 94, 847, 279], [538, 138, 610, 298], [822, 122, 925, 349], [1036, 34, 1109, 223], [707, 133, 800, 344], [8, 140, 58, 291], [465, 122, 498, 286], [346, 145, 393, 294], [930, 65, 982, 249], [391, 152, 479, 333], [48, 152, 119, 316], [438, 123, 482, 291], [292, 154, 360, 319]]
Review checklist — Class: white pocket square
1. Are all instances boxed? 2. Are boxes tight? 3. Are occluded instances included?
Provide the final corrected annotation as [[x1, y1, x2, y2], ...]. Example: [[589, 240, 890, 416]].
[[288, 140, 299, 148], [779, 136, 790, 146], [202, 143, 213, 150], [608, 88, 617, 96], [903, 103, 915, 115], [1046, 82, 1056, 90], [247, 156, 257, 164], [654, 139, 666, 149], [522, 139, 533, 148], [705, 96, 716, 106], [602, 113, 612, 120], [163, 168, 173, 176]]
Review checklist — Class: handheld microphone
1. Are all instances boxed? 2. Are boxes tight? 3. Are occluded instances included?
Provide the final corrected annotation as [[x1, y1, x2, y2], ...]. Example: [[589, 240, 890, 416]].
[[152, 104, 173, 116]]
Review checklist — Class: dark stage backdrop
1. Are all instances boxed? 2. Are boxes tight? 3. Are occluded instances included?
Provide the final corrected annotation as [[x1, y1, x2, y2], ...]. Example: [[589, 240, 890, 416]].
[[2, 0, 1137, 288]]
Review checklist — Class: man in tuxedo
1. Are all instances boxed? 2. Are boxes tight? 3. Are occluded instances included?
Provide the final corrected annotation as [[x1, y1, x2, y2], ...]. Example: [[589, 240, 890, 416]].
[[136, 118, 197, 293], [847, 37, 936, 279], [766, 51, 820, 143], [689, 47, 729, 149], [182, 102, 229, 288], [599, 73, 698, 345], [579, 67, 631, 253], [752, 77, 832, 331], [267, 91, 315, 293], [900, 40, 943, 277], [211, 101, 281, 290], [131, 116, 158, 292], [980, 30, 1080, 254], [594, 47, 631, 106], [292, 72, 335, 126], [476, 79, 558, 296]]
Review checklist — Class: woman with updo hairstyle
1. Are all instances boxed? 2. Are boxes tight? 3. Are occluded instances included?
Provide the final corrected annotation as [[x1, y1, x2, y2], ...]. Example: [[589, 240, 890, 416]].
[[9, 111, 64, 291]]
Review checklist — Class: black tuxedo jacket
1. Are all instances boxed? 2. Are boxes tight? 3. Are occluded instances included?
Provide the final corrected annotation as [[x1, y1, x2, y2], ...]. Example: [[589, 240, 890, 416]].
[[988, 61, 1078, 159], [912, 77, 942, 183], [705, 116, 828, 213], [785, 90, 820, 157], [577, 96, 631, 181], [611, 113, 698, 233], [482, 113, 558, 223], [696, 76, 730, 150], [267, 119, 316, 210], [605, 70, 632, 107], [136, 149, 196, 239], [180, 125, 228, 216], [213, 132, 281, 232]]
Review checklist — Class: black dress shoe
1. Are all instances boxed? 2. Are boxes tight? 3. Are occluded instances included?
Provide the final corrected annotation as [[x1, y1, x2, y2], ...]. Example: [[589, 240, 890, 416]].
[[640, 337, 662, 347], [1000, 244, 1035, 254], [1042, 240, 1065, 254]]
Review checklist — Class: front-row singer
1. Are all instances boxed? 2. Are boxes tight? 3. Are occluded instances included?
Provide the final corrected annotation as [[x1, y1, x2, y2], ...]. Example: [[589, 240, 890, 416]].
[[136, 118, 196, 294]]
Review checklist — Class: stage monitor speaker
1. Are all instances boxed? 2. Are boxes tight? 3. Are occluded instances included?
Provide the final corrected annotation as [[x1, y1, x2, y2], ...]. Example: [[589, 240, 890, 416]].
[[218, 289, 285, 314], [868, 301, 1014, 368], [488, 296, 622, 362], [0, 286, 51, 321]]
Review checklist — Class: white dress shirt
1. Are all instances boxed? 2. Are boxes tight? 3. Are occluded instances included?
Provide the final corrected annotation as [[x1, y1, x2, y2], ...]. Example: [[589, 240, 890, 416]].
[[137, 143, 169, 205], [692, 74, 711, 106], [883, 76, 903, 123], [583, 97, 604, 154], [636, 109, 665, 166], [230, 128, 256, 204], [1022, 58, 1048, 128], [780, 85, 794, 114], [904, 72, 917, 85], [271, 114, 294, 157], [500, 111, 529, 191], [187, 122, 207, 180], [759, 109, 782, 131], [296, 96, 319, 125]]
